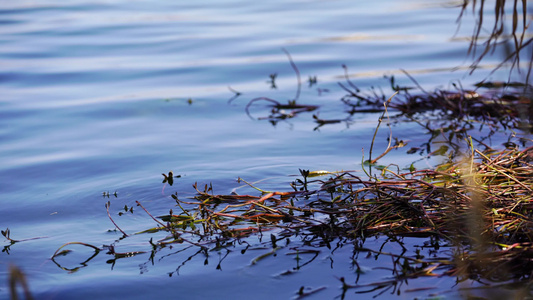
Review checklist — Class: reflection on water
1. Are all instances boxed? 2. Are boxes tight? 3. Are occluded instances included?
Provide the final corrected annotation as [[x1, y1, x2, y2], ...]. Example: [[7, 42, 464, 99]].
[[1, 0, 530, 299]]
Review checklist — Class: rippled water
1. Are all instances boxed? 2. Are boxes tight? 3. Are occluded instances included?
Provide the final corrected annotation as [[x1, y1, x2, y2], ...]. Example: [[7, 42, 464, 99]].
[[0, 1, 525, 299]]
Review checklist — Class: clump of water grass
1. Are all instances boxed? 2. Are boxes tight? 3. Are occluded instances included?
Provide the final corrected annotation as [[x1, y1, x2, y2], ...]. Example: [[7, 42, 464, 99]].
[[155, 137, 532, 294], [48, 69, 533, 297], [340, 67, 531, 128], [176, 139, 532, 244], [74, 131, 527, 285], [49, 44, 533, 297]]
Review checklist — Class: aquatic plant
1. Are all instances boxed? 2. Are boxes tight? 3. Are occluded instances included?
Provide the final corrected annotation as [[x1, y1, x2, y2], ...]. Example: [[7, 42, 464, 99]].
[[47, 81, 532, 297], [44, 17, 533, 294], [36, 42, 531, 296], [458, 0, 532, 81], [8, 265, 33, 300], [238, 48, 319, 123]]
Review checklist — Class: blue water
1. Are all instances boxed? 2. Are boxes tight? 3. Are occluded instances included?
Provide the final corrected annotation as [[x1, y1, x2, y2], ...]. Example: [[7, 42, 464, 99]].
[[1, 1, 528, 299]]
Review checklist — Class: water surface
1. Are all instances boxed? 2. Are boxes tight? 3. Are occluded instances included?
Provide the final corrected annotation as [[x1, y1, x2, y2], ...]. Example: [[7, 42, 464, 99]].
[[0, 1, 525, 299]]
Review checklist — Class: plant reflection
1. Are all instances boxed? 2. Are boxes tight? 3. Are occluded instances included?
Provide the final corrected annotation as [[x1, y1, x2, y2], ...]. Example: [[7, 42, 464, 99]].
[[51, 242, 145, 273]]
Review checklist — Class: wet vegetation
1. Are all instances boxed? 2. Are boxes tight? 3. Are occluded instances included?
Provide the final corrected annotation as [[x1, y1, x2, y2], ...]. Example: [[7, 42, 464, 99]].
[[6, 1, 533, 299], [41, 72, 532, 298]]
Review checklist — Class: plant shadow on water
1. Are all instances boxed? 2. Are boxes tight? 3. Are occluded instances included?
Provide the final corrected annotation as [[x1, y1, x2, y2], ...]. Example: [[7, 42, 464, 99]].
[[5, 1, 533, 299]]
